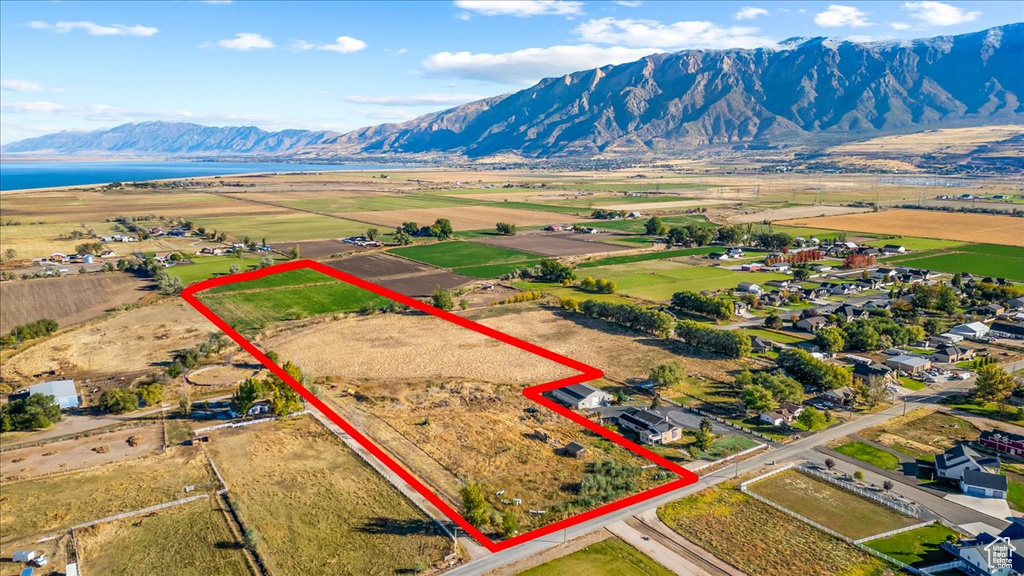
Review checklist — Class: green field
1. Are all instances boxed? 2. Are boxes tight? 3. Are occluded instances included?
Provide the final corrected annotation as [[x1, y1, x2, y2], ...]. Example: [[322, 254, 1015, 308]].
[[390, 241, 536, 269], [578, 246, 722, 268], [863, 523, 958, 567], [203, 267, 334, 294], [587, 215, 716, 234], [166, 254, 287, 284], [748, 469, 919, 540], [744, 328, 809, 345], [191, 213, 368, 243], [453, 259, 546, 279], [198, 268, 385, 332], [518, 538, 673, 576], [481, 201, 587, 215], [833, 441, 902, 470], [691, 435, 760, 461], [862, 237, 966, 251], [886, 244, 1024, 281], [577, 260, 790, 302]]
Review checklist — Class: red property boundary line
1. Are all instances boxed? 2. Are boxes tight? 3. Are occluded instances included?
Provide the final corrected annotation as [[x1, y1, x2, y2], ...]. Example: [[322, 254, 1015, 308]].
[[181, 259, 699, 552]]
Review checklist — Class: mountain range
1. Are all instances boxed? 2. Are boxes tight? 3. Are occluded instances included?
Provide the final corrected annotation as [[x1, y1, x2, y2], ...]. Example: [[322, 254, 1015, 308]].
[[3, 24, 1021, 160]]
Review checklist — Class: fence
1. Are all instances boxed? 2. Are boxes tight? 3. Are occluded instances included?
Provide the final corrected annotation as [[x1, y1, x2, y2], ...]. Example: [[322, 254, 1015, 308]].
[[690, 442, 769, 473], [685, 406, 792, 443], [853, 520, 935, 544], [798, 464, 924, 519], [193, 410, 309, 433]]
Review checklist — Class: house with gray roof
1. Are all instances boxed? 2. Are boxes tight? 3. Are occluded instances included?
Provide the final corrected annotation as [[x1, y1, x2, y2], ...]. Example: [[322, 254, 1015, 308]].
[[550, 383, 612, 410]]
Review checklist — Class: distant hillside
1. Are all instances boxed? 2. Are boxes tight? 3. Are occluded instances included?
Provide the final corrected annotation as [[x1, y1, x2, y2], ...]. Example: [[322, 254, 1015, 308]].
[[4, 24, 1022, 159]]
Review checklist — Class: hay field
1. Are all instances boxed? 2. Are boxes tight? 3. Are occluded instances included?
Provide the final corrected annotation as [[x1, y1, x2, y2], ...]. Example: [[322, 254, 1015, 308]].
[[344, 205, 583, 230], [77, 498, 251, 576], [778, 209, 1024, 246], [728, 205, 872, 224], [0, 447, 215, 543], [0, 190, 269, 221], [206, 416, 450, 576], [1, 299, 215, 386], [0, 274, 153, 333]]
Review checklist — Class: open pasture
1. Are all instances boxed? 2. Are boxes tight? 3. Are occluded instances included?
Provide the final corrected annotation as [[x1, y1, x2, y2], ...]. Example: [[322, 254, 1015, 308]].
[[343, 205, 583, 231], [0, 273, 153, 333], [575, 260, 789, 302], [190, 212, 369, 243], [474, 232, 631, 257], [886, 243, 1024, 281], [0, 190, 263, 221], [390, 241, 536, 269], [778, 209, 1024, 247]]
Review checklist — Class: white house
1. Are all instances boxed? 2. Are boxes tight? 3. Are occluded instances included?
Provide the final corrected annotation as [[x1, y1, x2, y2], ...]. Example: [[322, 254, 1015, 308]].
[[737, 282, 762, 294], [26, 379, 79, 410], [950, 322, 991, 339], [550, 384, 613, 410]]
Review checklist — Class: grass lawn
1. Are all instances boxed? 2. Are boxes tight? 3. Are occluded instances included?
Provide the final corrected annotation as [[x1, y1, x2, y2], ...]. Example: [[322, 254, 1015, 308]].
[[658, 484, 890, 576], [453, 259, 546, 279], [78, 498, 250, 576], [191, 213, 368, 243], [723, 417, 793, 443], [0, 448, 215, 542], [166, 254, 287, 285], [207, 416, 450, 576], [833, 440, 902, 470], [691, 435, 760, 461], [1005, 466, 1024, 512], [577, 261, 789, 303], [863, 237, 966, 251], [748, 469, 919, 540], [886, 243, 1024, 281], [863, 523, 958, 567], [390, 241, 536, 269], [197, 268, 387, 332], [518, 537, 674, 576], [939, 398, 1024, 427], [744, 328, 808, 345], [899, 377, 927, 391]]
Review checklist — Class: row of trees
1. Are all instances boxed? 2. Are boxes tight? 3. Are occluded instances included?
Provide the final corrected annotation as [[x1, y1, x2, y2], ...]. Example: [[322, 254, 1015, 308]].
[[675, 321, 752, 358], [578, 276, 616, 294], [0, 394, 61, 431], [813, 316, 926, 353], [1, 318, 58, 349], [229, 361, 305, 418], [670, 291, 731, 321], [776, 349, 852, 390], [764, 249, 825, 265], [98, 381, 165, 414], [574, 300, 676, 338]]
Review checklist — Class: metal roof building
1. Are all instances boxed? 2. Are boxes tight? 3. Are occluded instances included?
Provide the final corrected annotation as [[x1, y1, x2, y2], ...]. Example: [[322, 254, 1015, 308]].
[[28, 379, 79, 410]]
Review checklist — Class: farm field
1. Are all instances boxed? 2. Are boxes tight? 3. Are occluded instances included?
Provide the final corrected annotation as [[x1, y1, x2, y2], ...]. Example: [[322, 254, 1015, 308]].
[[577, 246, 723, 268], [454, 258, 546, 279], [858, 410, 980, 460], [475, 233, 631, 257], [586, 215, 714, 234], [273, 192, 480, 213], [196, 268, 389, 332], [277, 238, 357, 259], [863, 523, 958, 567], [325, 253, 475, 296], [885, 243, 1024, 281], [190, 212, 369, 243], [205, 416, 452, 575], [1, 424, 163, 481], [575, 260, 790, 302], [343, 205, 582, 230], [0, 220, 121, 258], [77, 498, 252, 576], [165, 253, 287, 285], [390, 241, 536, 269], [833, 441, 902, 470], [658, 484, 890, 576], [777, 210, 1024, 247], [0, 190, 261, 222], [0, 273, 154, 333], [747, 469, 919, 540], [517, 537, 674, 576], [0, 447, 216, 543], [861, 237, 967, 251]]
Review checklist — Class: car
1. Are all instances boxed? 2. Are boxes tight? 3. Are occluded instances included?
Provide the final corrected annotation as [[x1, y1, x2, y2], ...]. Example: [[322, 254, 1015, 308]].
[[31, 556, 48, 568]]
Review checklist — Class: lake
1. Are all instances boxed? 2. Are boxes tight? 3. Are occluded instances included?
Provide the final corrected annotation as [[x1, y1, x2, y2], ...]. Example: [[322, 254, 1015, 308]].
[[0, 160, 412, 191]]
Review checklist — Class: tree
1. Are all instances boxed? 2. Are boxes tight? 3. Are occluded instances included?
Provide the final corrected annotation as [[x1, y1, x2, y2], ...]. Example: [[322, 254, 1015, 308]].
[[741, 384, 776, 413], [843, 320, 882, 351], [883, 480, 894, 492], [644, 216, 666, 236], [536, 259, 575, 282], [137, 382, 164, 407], [975, 364, 1015, 403], [258, 256, 274, 269], [650, 362, 685, 390], [764, 314, 783, 330], [814, 327, 846, 353], [366, 228, 379, 241], [0, 394, 62, 431], [858, 375, 891, 408], [461, 483, 489, 526], [854, 470, 864, 481], [243, 527, 262, 551], [228, 264, 240, 274], [824, 458, 835, 470], [495, 222, 517, 235], [179, 395, 192, 416], [156, 272, 185, 295], [431, 286, 454, 311], [288, 245, 300, 260], [2, 248, 17, 261], [230, 378, 262, 417], [731, 369, 753, 391], [393, 231, 413, 245], [500, 512, 520, 538], [174, 348, 201, 370], [432, 218, 454, 240], [694, 417, 714, 451], [796, 406, 827, 430], [98, 388, 139, 414]]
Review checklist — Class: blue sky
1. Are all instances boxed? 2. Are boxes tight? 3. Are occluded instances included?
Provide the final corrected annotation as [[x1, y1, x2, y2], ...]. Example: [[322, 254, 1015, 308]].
[[0, 1, 1018, 144]]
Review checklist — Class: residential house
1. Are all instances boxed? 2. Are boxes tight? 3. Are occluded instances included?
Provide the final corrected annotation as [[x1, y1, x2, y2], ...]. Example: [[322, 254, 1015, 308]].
[[852, 363, 898, 386], [835, 304, 869, 322], [802, 286, 828, 300], [856, 277, 883, 290], [961, 469, 1008, 499], [764, 263, 791, 273], [827, 282, 859, 296], [737, 281, 762, 294], [750, 336, 775, 354], [944, 517, 1023, 576], [733, 301, 750, 316], [822, 386, 857, 406], [931, 346, 975, 364], [979, 429, 1024, 459], [881, 245, 906, 255], [759, 402, 805, 427], [885, 355, 932, 375], [990, 322, 1024, 340], [932, 332, 966, 346], [627, 211, 643, 219], [950, 322, 991, 339], [726, 247, 744, 258], [862, 299, 892, 312], [872, 267, 898, 280], [1008, 297, 1024, 311], [707, 252, 729, 261], [550, 384, 613, 410], [795, 316, 828, 333], [976, 304, 1006, 317], [618, 408, 682, 444], [935, 444, 999, 481], [760, 291, 785, 306]]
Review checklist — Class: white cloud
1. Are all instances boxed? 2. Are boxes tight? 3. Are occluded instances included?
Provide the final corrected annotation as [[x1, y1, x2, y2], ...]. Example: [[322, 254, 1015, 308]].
[[28, 20, 159, 37], [735, 7, 769, 20], [616, 1, 642, 6], [290, 36, 367, 53], [455, 12, 472, 21], [903, 1, 980, 26], [814, 5, 872, 28], [890, 21, 912, 30], [343, 93, 486, 106], [422, 44, 660, 84], [208, 32, 275, 51], [0, 101, 66, 113], [575, 18, 772, 49], [453, 1, 583, 17], [0, 79, 62, 93]]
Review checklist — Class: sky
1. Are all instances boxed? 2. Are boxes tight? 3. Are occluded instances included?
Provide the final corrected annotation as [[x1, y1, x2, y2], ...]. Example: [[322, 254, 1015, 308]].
[[0, 1, 1019, 144]]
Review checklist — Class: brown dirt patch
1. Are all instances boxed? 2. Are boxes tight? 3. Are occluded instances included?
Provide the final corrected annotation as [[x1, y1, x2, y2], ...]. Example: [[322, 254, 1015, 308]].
[[324, 253, 474, 296], [344, 206, 584, 230], [1, 274, 154, 333], [0, 424, 163, 481], [282, 239, 358, 259], [778, 209, 1024, 246]]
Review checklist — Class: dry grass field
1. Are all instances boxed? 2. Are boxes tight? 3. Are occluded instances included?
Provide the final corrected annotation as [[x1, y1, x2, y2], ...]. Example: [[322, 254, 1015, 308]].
[[0, 447, 215, 544], [344, 205, 583, 230], [1, 423, 163, 481], [859, 409, 981, 460], [77, 498, 252, 576], [777, 209, 1024, 246], [1, 299, 215, 387], [829, 125, 1024, 155], [0, 190, 270, 221], [206, 416, 451, 576], [0, 274, 154, 333], [728, 204, 872, 224]]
